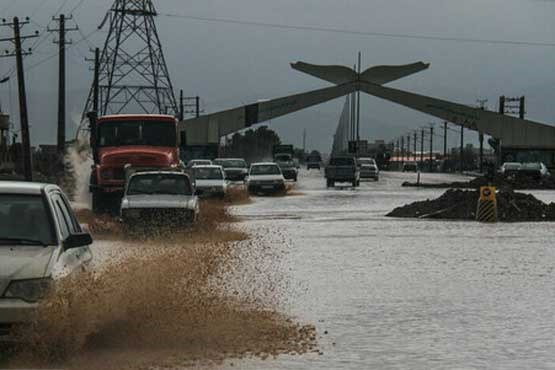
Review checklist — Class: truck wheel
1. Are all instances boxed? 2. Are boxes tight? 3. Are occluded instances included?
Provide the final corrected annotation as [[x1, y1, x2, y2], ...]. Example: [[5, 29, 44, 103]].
[[326, 179, 331, 188], [352, 180, 357, 187]]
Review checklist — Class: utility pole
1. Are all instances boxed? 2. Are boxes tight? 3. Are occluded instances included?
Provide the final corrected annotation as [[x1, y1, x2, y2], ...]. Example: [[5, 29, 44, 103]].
[[85, 48, 101, 113], [182, 96, 203, 118], [400, 136, 405, 166], [351, 85, 357, 141], [48, 14, 78, 156], [303, 129, 307, 154], [92, 48, 100, 113], [429, 126, 434, 172], [179, 89, 184, 121], [407, 134, 411, 161], [357, 55, 362, 143], [420, 128, 424, 168], [479, 133, 484, 173], [460, 125, 464, 173], [0, 17, 39, 182], [443, 122, 448, 160], [413, 131, 417, 162], [476, 99, 488, 173]]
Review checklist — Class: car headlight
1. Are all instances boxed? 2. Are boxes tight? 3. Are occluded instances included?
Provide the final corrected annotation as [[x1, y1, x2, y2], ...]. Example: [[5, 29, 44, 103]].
[[4, 278, 52, 303]]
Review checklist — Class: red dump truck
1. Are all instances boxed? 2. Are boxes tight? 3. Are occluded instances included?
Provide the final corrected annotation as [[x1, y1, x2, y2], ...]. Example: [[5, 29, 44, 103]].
[[87, 113, 182, 213]]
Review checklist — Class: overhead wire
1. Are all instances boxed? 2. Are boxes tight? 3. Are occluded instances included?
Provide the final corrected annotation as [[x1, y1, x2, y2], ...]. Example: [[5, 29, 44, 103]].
[[161, 13, 555, 48]]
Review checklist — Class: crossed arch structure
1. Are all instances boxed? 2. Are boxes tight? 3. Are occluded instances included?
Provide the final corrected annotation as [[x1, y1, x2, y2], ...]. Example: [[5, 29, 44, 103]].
[[181, 61, 555, 152]]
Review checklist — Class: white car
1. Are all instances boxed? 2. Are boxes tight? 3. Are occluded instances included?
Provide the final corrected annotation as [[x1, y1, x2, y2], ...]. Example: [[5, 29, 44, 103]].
[[192, 165, 228, 198], [120, 171, 200, 224], [0, 182, 93, 334], [358, 157, 379, 181], [247, 162, 286, 194]]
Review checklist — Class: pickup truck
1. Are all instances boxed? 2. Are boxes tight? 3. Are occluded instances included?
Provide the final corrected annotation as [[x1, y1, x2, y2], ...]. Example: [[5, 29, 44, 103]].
[[325, 156, 360, 188]]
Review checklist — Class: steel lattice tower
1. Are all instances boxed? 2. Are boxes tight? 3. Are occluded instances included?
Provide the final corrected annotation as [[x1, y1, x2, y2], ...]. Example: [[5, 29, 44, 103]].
[[83, 0, 178, 117]]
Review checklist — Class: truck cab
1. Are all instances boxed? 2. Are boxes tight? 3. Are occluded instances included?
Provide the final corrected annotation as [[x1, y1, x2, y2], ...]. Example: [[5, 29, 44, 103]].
[[89, 114, 181, 213]]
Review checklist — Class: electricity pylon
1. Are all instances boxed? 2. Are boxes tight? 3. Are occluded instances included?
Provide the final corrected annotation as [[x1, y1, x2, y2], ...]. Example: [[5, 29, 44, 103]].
[[83, 0, 178, 117]]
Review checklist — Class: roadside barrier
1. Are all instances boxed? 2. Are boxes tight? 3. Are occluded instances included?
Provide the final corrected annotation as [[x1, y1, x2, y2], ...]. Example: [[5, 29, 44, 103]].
[[476, 186, 497, 223]]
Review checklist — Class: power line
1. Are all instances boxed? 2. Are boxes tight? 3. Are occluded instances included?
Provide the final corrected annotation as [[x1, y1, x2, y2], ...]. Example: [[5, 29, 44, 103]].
[[161, 13, 555, 48], [68, 0, 88, 15], [2, 27, 99, 79]]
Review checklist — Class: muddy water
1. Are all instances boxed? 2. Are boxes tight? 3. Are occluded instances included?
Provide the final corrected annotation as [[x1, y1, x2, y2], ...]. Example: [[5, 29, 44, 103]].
[[6, 199, 317, 369], [232, 170, 555, 370]]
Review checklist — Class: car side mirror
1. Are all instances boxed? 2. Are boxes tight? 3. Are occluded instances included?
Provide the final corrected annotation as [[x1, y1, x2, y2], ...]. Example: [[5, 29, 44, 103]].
[[64, 232, 93, 250]]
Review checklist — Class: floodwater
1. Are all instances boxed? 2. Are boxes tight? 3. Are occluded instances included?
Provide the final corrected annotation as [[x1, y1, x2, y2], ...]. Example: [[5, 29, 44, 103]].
[[229, 170, 555, 370]]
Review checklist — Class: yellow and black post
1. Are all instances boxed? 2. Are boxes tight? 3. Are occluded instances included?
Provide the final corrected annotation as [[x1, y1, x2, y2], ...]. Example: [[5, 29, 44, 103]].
[[476, 186, 498, 223]]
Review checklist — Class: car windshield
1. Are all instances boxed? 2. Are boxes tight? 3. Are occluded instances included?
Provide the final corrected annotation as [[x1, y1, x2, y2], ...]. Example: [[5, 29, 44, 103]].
[[193, 167, 224, 180], [215, 160, 247, 168], [127, 174, 192, 195], [0, 195, 55, 246], [98, 120, 176, 147], [330, 158, 355, 166], [250, 165, 281, 176]]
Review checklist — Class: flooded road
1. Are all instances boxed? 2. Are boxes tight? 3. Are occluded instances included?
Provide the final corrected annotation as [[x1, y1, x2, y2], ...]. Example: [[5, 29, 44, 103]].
[[232, 170, 555, 370]]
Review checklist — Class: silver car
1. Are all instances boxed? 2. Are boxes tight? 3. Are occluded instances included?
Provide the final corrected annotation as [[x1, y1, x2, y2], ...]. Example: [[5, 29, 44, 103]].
[[0, 182, 93, 334], [120, 171, 200, 224]]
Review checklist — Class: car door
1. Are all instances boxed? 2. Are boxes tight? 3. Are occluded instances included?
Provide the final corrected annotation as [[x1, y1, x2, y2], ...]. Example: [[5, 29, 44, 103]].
[[50, 191, 93, 277]]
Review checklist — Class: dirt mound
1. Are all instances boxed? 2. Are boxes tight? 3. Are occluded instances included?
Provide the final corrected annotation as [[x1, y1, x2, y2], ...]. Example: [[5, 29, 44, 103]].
[[403, 174, 555, 190], [387, 189, 555, 222]]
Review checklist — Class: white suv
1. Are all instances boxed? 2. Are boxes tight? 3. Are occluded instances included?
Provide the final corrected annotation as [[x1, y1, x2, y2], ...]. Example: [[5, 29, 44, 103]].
[[0, 182, 93, 335]]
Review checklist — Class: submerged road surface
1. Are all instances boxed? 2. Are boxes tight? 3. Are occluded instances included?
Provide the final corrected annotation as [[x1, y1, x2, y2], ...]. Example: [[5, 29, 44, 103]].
[[231, 170, 555, 370]]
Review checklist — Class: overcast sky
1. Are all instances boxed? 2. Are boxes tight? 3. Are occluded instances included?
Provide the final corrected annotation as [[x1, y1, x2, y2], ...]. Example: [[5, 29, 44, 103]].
[[0, 0, 554, 153]]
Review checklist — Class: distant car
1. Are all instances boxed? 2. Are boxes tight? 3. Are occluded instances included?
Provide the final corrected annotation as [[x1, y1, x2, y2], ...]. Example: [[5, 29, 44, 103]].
[[120, 171, 199, 224], [192, 165, 228, 198], [274, 153, 299, 182], [247, 163, 286, 194], [358, 157, 379, 181], [325, 156, 360, 187], [519, 162, 550, 179], [187, 159, 212, 168], [213, 158, 249, 181], [402, 162, 419, 172], [499, 162, 522, 177], [306, 155, 322, 170], [0, 182, 93, 334]]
